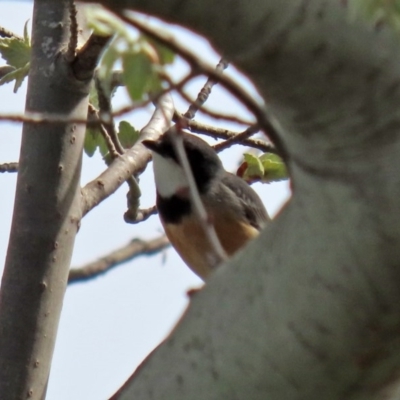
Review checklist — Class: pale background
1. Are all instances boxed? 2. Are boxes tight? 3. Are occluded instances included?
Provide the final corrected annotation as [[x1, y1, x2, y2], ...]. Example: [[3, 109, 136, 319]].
[[0, 2, 290, 399]]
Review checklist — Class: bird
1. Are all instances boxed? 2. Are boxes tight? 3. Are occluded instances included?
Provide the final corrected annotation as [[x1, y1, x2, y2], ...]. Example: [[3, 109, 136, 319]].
[[142, 130, 270, 281]]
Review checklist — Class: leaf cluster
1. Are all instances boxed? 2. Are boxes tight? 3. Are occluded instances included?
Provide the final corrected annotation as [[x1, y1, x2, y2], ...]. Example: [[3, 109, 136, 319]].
[[0, 21, 30, 92], [84, 6, 175, 158], [87, 7, 174, 99], [84, 120, 140, 158]]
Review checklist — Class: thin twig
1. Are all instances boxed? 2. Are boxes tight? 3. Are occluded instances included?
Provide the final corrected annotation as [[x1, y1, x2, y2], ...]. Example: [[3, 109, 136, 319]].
[[177, 87, 253, 125], [111, 71, 197, 118], [0, 74, 188, 127], [125, 177, 143, 221], [95, 76, 125, 155], [161, 60, 237, 268], [64, 0, 78, 62], [124, 205, 158, 224], [0, 162, 18, 173], [95, 75, 143, 216], [68, 235, 170, 284], [88, 104, 119, 158], [171, 123, 227, 268], [0, 111, 272, 155], [0, 106, 150, 126], [184, 58, 229, 120], [91, 73, 198, 221], [72, 33, 112, 80], [0, 112, 97, 126], [81, 93, 174, 216], [99, 65, 250, 126], [174, 113, 277, 154], [108, 68, 250, 126], [110, 70, 124, 89], [99, 124, 120, 158], [163, 62, 229, 268], [162, 73, 253, 126], [213, 124, 260, 152], [117, 13, 287, 159]]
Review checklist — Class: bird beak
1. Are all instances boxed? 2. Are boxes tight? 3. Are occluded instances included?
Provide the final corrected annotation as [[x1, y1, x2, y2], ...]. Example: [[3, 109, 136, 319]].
[[142, 139, 159, 153]]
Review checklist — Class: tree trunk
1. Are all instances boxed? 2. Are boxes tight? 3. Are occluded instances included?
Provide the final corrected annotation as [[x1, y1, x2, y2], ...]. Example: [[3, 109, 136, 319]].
[[0, 1, 90, 398]]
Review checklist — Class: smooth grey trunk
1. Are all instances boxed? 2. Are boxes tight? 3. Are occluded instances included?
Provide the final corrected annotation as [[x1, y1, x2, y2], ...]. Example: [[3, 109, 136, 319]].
[[0, 1, 90, 398]]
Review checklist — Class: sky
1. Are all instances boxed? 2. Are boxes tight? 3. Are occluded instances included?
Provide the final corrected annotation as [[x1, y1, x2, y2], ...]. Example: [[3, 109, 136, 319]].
[[0, 2, 290, 399]]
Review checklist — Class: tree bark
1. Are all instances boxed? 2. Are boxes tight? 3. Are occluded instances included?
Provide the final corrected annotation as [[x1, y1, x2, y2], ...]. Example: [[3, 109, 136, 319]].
[[0, 1, 90, 398]]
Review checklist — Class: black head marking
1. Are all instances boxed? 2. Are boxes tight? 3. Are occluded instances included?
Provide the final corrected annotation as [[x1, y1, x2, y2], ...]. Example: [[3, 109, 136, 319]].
[[143, 131, 223, 193], [156, 193, 191, 224]]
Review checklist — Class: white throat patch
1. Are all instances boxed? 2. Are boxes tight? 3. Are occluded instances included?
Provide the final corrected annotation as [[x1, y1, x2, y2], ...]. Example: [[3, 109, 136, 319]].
[[151, 152, 189, 197]]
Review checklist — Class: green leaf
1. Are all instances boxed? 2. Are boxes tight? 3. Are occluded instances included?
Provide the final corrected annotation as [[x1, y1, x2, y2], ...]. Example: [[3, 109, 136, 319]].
[[98, 136, 109, 157], [97, 41, 120, 96], [23, 20, 30, 45], [147, 72, 163, 94], [237, 153, 288, 184], [140, 34, 175, 65], [241, 153, 264, 181], [122, 51, 153, 101], [84, 127, 99, 157], [118, 121, 139, 149], [102, 152, 113, 165], [0, 36, 31, 68], [85, 5, 128, 38], [153, 41, 175, 65], [84, 127, 108, 157], [259, 153, 288, 183], [13, 63, 29, 92], [89, 84, 99, 108], [0, 62, 30, 93]]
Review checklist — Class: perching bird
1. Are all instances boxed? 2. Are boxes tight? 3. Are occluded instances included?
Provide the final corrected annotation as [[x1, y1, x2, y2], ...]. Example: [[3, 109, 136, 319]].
[[143, 131, 269, 280]]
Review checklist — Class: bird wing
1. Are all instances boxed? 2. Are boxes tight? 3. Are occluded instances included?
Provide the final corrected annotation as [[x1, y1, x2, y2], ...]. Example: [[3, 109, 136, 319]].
[[220, 172, 270, 231]]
